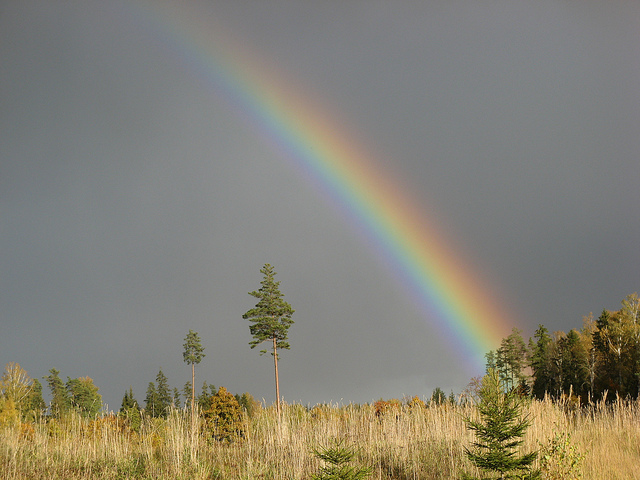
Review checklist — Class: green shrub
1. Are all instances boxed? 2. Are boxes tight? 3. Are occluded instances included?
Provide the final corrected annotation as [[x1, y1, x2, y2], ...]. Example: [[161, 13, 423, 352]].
[[539, 430, 585, 480], [311, 439, 372, 480]]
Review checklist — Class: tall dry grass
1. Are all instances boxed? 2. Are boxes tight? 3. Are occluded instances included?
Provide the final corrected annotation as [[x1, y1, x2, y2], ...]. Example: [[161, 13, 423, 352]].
[[1, 397, 639, 479]]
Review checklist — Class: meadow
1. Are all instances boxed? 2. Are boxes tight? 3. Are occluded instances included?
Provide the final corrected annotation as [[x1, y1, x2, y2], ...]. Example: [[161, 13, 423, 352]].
[[1, 396, 639, 480]]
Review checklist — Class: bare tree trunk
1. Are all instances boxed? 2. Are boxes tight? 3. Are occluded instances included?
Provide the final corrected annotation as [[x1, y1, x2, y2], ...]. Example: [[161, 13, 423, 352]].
[[191, 363, 196, 418], [273, 336, 280, 419]]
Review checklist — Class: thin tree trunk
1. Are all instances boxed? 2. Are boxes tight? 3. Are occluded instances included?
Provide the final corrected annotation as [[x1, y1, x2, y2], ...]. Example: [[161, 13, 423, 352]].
[[191, 363, 196, 418], [273, 336, 280, 419]]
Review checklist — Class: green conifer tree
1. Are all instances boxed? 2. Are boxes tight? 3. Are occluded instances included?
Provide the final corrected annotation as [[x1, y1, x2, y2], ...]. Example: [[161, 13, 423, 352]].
[[120, 386, 139, 412], [66, 376, 102, 418], [430, 387, 446, 406], [311, 439, 372, 480], [155, 370, 172, 418], [144, 381, 159, 417], [529, 325, 553, 399], [242, 263, 294, 416], [462, 369, 539, 480], [183, 329, 205, 418], [173, 387, 181, 409], [44, 368, 71, 418], [24, 379, 46, 421], [182, 382, 192, 410]]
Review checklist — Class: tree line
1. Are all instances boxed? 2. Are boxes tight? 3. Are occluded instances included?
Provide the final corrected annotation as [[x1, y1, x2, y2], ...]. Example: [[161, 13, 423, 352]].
[[2, 262, 636, 426], [487, 292, 640, 401]]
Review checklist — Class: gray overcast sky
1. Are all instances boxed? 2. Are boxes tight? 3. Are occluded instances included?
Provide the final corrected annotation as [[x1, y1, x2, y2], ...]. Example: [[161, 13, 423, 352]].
[[1, 0, 638, 410]]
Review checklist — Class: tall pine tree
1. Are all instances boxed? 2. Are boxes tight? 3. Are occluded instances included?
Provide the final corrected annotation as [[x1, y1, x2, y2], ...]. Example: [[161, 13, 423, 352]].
[[183, 329, 205, 418], [242, 264, 294, 416]]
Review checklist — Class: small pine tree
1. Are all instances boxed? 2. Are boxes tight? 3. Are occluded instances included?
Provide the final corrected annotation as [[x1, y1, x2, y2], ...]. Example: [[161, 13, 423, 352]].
[[462, 369, 540, 480], [311, 439, 372, 480]]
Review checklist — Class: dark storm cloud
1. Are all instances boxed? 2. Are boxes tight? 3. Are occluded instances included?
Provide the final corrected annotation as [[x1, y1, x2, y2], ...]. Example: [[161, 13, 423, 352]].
[[1, 0, 638, 409]]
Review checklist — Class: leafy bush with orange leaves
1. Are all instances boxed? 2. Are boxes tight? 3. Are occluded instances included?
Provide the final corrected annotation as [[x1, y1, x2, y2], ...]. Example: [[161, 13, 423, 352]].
[[202, 386, 244, 442], [405, 396, 427, 410], [373, 398, 402, 417]]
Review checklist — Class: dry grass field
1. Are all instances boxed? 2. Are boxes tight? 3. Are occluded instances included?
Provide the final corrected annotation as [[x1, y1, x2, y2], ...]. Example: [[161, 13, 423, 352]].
[[1, 396, 639, 479]]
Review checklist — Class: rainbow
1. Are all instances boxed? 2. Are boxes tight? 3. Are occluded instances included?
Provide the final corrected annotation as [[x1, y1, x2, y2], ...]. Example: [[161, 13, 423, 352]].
[[133, 1, 514, 373]]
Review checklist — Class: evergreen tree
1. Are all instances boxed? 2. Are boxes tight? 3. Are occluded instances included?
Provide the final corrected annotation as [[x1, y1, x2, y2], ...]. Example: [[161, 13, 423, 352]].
[[24, 379, 46, 421], [66, 376, 102, 418], [120, 389, 131, 412], [311, 440, 373, 480], [119, 386, 141, 432], [120, 386, 139, 413], [197, 381, 216, 410], [561, 329, 589, 398], [496, 328, 528, 390], [242, 263, 294, 416], [183, 329, 205, 418], [548, 331, 568, 397], [485, 350, 497, 373], [529, 325, 553, 399], [580, 314, 598, 400], [182, 382, 192, 411], [235, 392, 260, 417], [44, 368, 71, 418], [592, 309, 614, 396], [462, 369, 540, 480], [144, 381, 160, 417], [155, 370, 172, 418], [173, 387, 181, 409], [429, 387, 446, 406]]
